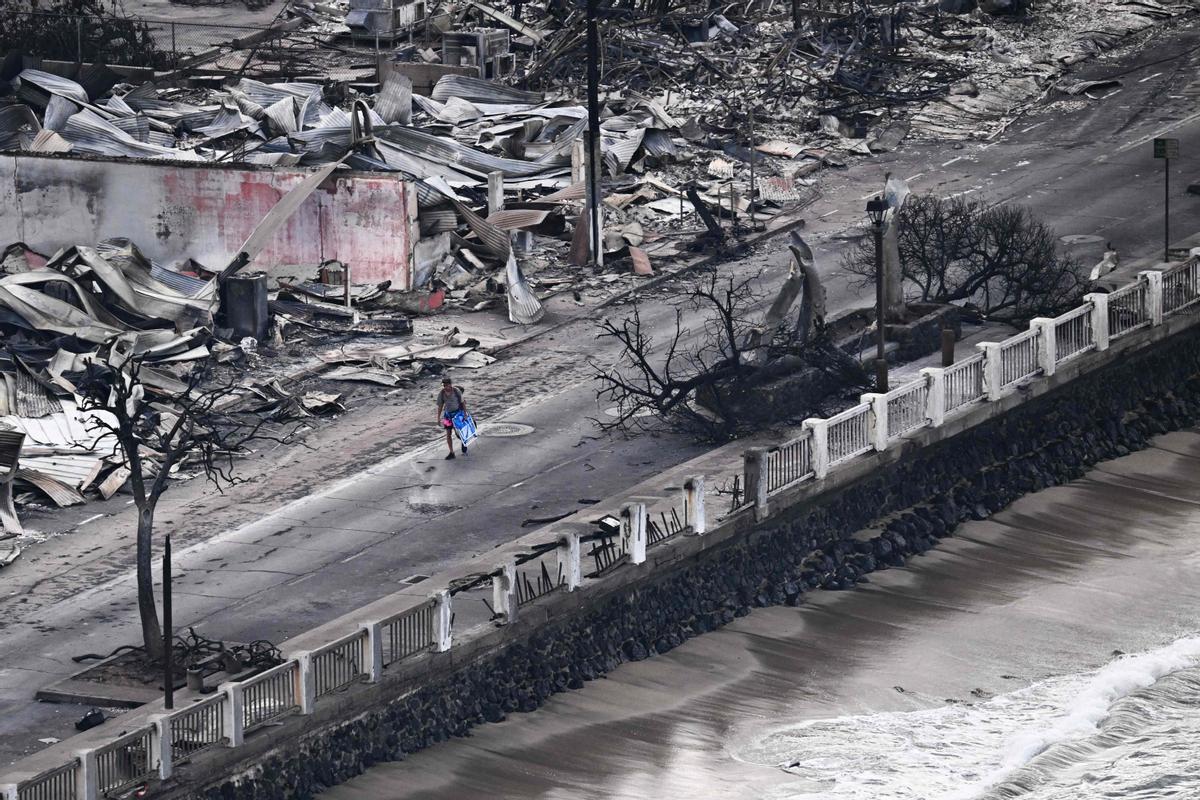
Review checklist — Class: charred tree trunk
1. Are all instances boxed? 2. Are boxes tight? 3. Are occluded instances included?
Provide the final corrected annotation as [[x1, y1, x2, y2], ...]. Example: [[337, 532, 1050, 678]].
[[136, 502, 164, 661]]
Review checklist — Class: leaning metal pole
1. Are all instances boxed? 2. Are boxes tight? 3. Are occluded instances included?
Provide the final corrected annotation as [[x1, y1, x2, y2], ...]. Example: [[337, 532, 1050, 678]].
[[585, 0, 603, 268], [874, 221, 888, 392]]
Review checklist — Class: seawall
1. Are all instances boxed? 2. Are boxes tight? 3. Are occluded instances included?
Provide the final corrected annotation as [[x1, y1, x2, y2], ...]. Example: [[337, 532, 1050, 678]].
[[189, 314, 1200, 800]]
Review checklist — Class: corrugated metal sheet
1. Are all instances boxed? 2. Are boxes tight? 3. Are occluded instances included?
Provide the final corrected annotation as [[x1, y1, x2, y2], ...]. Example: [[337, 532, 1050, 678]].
[[16, 70, 89, 105], [642, 128, 678, 158], [431, 75, 544, 105], [758, 176, 805, 204], [265, 97, 299, 134], [419, 208, 458, 235], [14, 467, 85, 506], [14, 370, 60, 418], [148, 264, 212, 298], [28, 129, 72, 153], [540, 182, 586, 203], [505, 248, 544, 325], [0, 105, 43, 151], [376, 67, 413, 126], [377, 126, 566, 179], [60, 109, 203, 161], [485, 208, 552, 230]]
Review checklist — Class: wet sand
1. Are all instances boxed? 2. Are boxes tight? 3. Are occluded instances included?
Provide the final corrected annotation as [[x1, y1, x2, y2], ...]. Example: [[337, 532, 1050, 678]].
[[325, 430, 1200, 800]]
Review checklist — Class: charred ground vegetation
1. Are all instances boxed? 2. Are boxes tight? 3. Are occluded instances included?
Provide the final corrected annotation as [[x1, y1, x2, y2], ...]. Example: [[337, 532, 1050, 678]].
[[596, 236, 867, 442]]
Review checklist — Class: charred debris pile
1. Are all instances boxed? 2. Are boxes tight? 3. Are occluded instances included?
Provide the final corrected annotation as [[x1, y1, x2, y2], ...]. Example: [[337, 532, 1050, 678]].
[[1, 0, 1178, 309]]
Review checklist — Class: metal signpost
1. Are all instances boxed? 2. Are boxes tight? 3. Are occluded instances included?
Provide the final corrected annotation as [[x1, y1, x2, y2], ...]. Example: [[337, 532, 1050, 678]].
[[1154, 138, 1179, 262]]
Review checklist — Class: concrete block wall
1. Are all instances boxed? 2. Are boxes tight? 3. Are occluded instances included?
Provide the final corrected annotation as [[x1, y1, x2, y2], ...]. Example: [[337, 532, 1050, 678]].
[[0, 153, 417, 289]]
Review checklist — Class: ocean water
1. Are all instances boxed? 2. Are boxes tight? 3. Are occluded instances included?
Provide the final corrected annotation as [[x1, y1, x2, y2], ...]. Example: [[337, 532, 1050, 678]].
[[737, 636, 1200, 800]]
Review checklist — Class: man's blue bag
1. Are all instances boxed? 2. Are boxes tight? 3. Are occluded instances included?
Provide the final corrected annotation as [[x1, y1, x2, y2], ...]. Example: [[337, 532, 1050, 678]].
[[451, 411, 477, 446]]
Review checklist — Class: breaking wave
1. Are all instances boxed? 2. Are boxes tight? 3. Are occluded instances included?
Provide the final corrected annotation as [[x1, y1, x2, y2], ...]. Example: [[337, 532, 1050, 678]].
[[737, 635, 1200, 800]]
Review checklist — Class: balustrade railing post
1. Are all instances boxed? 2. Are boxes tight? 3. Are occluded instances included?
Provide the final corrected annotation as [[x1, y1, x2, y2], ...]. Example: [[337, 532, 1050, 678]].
[[621, 503, 647, 565], [861, 393, 888, 451], [150, 714, 173, 780], [221, 682, 245, 747], [1086, 293, 1110, 351], [77, 749, 98, 800], [557, 534, 581, 591], [803, 418, 830, 479], [1140, 270, 1164, 326], [920, 368, 945, 427], [295, 655, 316, 714], [1030, 318, 1056, 376], [752, 449, 770, 520], [684, 476, 706, 534], [492, 560, 518, 624], [742, 450, 762, 516], [360, 622, 384, 682], [432, 590, 453, 650], [978, 342, 1004, 401]]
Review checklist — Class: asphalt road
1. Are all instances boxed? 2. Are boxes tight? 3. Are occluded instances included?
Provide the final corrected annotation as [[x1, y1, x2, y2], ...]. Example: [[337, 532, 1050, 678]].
[[4, 14, 1200, 766]]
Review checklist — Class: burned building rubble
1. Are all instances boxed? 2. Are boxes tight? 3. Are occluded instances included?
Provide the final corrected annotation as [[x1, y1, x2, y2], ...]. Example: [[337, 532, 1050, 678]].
[[0, 0, 1191, 535]]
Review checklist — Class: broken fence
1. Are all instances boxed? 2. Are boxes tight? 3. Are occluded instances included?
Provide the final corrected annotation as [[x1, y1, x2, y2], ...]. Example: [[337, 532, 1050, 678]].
[[0, 11, 325, 73]]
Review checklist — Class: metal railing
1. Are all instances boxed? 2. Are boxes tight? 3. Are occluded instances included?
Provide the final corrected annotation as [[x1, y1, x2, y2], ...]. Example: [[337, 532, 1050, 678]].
[[94, 728, 154, 797], [311, 633, 369, 698], [944, 352, 985, 414], [381, 601, 435, 668], [1053, 304, 1095, 364], [586, 525, 629, 577], [16, 761, 78, 800], [1163, 259, 1200, 314], [169, 695, 227, 765], [999, 328, 1041, 387], [648, 506, 687, 546], [765, 431, 813, 493], [886, 379, 929, 440], [241, 661, 300, 733], [514, 556, 565, 607], [827, 404, 873, 466], [1108, 278, 1151, 339]]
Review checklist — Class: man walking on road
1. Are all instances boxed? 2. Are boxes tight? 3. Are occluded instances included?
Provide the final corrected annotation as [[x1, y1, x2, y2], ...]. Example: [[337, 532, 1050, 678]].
[[437, 376, 469, 459]]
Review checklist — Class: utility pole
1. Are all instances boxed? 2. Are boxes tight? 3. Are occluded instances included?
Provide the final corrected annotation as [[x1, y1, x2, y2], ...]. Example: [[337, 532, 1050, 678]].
[[162, 534, 174, 710], [748, 104, 757, 231], [1154, 138, 1179, 262], [584, 0, 603, 268]]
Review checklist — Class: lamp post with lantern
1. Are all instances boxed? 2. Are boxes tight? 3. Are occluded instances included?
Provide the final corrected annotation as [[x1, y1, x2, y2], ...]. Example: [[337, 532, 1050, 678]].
[[866, 196, 888, 392]]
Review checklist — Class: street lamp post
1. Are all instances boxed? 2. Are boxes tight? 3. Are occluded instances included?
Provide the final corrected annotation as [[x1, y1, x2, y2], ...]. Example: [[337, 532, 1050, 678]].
[[867, 197, 888, 392]]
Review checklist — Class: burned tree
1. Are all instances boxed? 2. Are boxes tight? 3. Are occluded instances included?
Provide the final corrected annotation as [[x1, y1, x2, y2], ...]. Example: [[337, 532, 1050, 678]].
[[596, 236, 865, 441], [74, 350, 291, 661], [844, 193, 1089, 324], [0, 0, 166, 69]]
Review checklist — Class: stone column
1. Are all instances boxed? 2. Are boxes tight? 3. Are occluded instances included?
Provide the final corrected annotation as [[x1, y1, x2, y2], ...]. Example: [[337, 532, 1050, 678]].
[[1086, 293, 1110, 351], [920, 367, 946, 427], [1030, 318, 1057, 376]]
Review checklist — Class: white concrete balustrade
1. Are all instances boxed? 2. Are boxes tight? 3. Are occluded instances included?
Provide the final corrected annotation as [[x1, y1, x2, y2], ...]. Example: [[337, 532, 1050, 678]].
[[758, 264, 1181, 500]]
